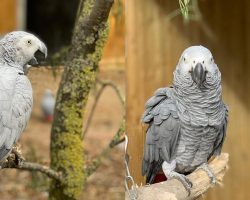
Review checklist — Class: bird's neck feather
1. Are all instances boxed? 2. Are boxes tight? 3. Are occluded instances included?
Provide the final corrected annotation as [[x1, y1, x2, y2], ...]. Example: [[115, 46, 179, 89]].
[[0, 46, 24, 71], [172, 70, 224, 127]]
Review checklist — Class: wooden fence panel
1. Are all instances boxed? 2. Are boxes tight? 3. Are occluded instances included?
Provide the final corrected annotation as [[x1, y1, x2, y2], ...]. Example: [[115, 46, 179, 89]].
[[0, 0, 16, 34], [126, 0, 250, 199]]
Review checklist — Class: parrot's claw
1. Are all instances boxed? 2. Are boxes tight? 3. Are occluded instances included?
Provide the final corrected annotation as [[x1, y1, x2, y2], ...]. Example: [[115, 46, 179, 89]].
[[162, 160, 193, 196], [169, 171, 193, 196], [196, 163, 216, 184], [11, 145, 24, 165]]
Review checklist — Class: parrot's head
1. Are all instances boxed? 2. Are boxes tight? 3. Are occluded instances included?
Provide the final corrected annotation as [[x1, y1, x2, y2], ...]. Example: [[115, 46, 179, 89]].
[[176, 45, 219, 88], [0, 31, 47, 71]]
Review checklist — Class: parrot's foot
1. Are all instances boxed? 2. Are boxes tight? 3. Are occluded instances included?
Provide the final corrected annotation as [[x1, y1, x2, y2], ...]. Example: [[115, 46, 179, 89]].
[[162, 161, 192, 196], [169, 171, 193, 195], [196, 163, 216, 184], [11, 145, 24, 165]]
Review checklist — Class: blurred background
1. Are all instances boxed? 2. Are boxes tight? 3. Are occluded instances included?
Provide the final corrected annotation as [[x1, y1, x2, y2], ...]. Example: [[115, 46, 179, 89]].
[[126, 1, 250, 200], [0, 0, 125, 199]]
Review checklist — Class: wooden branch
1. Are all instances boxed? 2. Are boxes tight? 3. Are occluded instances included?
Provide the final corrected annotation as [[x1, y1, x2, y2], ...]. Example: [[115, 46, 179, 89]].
[[83, 84, 106, 137], [125, 153, 229, 200], [83, 79, 125, 137], [85, 120, 125, 177], [1, 151, 63, 182], [97, 79, 125, 106]]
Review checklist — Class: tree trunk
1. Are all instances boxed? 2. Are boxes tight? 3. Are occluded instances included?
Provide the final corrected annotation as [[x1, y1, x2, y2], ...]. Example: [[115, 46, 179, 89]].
[[49, 0, 113, 199]]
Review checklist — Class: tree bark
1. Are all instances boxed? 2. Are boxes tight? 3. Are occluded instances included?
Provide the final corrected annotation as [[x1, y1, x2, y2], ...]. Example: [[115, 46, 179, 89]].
[[49, 0, 113, 199]]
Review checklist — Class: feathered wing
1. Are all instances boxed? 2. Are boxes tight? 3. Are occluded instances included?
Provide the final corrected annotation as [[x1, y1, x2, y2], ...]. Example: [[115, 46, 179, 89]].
[[141, 87, 181, 183], [0, 70, 32, 160], [211, 104, 228, 157]]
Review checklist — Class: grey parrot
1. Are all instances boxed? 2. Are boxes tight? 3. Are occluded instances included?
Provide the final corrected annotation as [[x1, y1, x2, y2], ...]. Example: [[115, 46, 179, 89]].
[[0, 31, 47, 161], [141, 46, 228, 192], [41, 89, 55, 122]]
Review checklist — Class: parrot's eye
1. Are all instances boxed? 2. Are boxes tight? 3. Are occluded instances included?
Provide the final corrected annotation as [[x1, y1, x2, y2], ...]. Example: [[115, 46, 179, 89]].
[[183, 57, 186, 62], [27, 40, 32, 45], [209, 57, 213, 64]]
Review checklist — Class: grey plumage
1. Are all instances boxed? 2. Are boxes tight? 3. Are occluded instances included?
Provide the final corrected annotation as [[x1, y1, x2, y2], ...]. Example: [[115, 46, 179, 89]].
[[0, 31, 47, 161], [41, 89, 55, 120], [141, 46, 228, 187]]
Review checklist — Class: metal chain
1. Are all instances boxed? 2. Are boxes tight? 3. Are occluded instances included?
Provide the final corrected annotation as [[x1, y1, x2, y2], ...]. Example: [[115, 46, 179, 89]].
[[124, 135, 138, 200]]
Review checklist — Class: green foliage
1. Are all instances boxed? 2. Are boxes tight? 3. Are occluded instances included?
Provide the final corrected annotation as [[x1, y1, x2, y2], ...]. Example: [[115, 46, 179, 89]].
[[179, 0, 190, 20], [166, 0, 201, 22]]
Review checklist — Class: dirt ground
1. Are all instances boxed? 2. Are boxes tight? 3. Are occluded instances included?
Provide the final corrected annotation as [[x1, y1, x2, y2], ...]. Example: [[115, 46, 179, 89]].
[[0, 67, 125, 200]]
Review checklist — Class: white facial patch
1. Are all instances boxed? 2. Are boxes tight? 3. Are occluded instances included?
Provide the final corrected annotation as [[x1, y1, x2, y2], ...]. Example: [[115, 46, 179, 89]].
[[13, 34, 45, 67], [16, 35, 40, 59], [178, 46, 216, 73]]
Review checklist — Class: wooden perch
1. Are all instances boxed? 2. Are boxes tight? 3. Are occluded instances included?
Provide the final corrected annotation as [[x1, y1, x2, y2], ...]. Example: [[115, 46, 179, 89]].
[[125, 153, 229, 200], [0, 149, 63, 182]]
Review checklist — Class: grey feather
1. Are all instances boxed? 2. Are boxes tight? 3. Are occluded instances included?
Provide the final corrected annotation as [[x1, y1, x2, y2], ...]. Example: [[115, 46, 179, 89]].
[[142, 88, 181, 182], [41, 89, 55, 117], [211, 105, 228, 156], [141, 46, 228, 183], [0, 68, 32, 160], [0, 31, 46, 161]]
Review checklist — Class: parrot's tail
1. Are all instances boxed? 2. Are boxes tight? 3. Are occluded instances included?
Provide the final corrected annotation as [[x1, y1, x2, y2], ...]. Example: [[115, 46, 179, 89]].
[[142, 159, 164, 184]]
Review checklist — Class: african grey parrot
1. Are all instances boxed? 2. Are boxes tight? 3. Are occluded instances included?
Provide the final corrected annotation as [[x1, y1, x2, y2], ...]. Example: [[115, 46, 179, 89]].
[[0, 31, 47, 161], [41, 89, 55, 122], [141, 46, 228, 192]]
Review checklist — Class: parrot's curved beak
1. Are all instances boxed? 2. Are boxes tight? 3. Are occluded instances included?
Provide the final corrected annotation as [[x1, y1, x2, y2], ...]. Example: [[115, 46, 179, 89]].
[[191, 63, 207, 88], [38, 41, 48, 59], [28, 41, 47, 66]]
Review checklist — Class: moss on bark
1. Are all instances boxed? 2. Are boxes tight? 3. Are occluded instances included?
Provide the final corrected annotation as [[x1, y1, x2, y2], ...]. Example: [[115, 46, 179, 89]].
[[49, 0, 113, 199]]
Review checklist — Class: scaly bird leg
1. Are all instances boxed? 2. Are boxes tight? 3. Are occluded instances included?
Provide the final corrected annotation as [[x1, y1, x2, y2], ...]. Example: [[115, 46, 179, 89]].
[[162, 160, 193, 196], [11, 144, 24, 165], [196, 163, 216, 184]]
